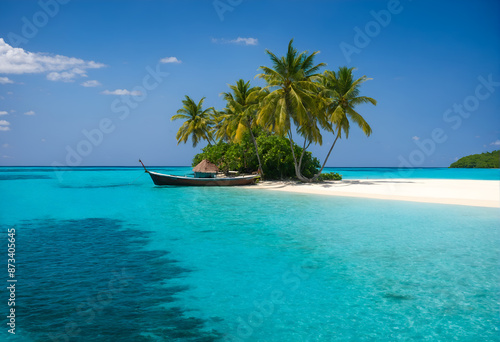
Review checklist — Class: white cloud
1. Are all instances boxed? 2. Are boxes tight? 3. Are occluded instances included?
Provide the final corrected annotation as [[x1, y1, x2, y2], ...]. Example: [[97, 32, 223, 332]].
[[211, 37, 259, 45], [0, 111, 7, 115], [47, 67, 89, 82], [81, 80, 101, 87], [2, 155, 13, 159], [0, 38, 105, 82], [233, 37, 258, 45], [0, 119, 10, 131], [490, 139, 500, 146], [0, 76, 13, 84], [160, 57, 181, 64], [47, 71, 80, 82], [2, 143, 9, 148], [411, 136, 420, 141], [101, 89, 142, 96], [24, 110, 35, 115]]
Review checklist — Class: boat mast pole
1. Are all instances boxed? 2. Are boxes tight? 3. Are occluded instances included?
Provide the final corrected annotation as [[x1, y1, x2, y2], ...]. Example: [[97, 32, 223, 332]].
[[139, 159, 149, 173]]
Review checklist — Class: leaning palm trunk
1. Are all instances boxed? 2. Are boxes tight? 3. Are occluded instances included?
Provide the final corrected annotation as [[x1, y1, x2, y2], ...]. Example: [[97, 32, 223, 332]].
[[298, 139, 312, 179], [313, 68, 376, 180], [248, 125, 264, 175], [313, 130, 341, 180], [287, 130, 310, 182]]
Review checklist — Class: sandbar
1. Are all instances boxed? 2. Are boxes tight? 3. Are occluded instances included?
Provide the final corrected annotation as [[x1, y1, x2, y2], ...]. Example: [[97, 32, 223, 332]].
[[248, 178, 500, 208]]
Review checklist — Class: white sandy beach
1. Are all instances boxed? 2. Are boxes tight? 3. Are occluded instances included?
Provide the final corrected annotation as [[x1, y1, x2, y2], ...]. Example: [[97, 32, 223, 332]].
[[249, 179, 500, 208]]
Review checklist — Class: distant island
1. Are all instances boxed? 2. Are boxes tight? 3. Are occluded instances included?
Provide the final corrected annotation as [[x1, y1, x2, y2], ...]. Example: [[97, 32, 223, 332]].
[[450, 150, 499, 168]]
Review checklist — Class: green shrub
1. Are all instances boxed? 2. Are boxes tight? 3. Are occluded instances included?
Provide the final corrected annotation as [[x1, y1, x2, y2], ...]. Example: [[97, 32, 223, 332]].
[[257, 134, 320, 179], [192, 139, 257, 174], [192, 132, 320, 180], [317, 172, 342, 181]]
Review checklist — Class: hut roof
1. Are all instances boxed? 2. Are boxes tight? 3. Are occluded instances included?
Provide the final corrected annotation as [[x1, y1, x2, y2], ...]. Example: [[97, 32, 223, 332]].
[[193, 159, 218, 173]]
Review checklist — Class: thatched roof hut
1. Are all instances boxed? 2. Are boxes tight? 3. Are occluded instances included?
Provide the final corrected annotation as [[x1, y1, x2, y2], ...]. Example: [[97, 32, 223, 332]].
[[193, 159, 218, 178]]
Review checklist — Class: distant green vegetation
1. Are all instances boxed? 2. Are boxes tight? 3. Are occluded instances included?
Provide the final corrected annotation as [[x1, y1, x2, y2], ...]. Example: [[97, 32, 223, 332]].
[[449, 150, 499, 168]]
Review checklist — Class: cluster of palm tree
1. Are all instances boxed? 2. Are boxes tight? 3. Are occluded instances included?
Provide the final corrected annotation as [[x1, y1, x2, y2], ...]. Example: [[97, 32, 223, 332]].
[[171, 39, 376, 182]]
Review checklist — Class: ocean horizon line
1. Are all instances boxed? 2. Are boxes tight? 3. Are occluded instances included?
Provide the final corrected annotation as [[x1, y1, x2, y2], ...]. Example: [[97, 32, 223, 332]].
[[0, 165, 462, 169]]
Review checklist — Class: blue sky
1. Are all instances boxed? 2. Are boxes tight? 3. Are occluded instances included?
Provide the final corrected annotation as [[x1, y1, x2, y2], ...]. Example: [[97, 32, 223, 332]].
[[0, 0, 499, 167]]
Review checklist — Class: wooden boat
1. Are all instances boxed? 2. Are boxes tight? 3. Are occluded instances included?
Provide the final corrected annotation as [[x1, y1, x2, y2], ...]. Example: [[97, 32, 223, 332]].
[[139, 160, 259, 186]]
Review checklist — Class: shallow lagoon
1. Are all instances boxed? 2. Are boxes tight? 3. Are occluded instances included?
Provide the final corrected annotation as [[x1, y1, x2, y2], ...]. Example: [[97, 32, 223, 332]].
[[1, 167, 498, 341]]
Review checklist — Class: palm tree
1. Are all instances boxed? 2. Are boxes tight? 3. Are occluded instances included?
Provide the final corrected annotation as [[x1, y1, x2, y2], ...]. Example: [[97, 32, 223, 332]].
[[212, 109, 232, 143], [220, 79, 265, 174], [256, 39, 325, 181], [313, 67, 376, 179], [171, 95, 215, 147]]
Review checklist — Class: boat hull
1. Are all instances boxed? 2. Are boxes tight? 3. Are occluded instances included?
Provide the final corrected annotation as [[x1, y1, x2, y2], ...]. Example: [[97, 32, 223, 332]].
[[147, 171, 259, 186]]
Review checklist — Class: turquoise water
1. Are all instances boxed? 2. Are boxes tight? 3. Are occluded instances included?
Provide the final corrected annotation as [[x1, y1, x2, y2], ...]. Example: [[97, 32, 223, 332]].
[[1, 167, 499, 341], [322, 167, 500, 180]]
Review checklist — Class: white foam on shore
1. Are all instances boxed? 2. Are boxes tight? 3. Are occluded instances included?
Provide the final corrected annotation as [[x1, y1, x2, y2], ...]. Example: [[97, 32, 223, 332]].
[[247, 179, 500, 208]]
